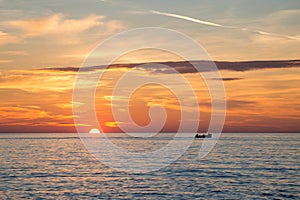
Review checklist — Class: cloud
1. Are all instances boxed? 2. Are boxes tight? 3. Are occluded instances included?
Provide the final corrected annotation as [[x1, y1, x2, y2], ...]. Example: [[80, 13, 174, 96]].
[[0, 103, 74, 129], [267, 9, 300, 24], [8, 14, 107, 36], [0, 50, 28, 56], [0, 59, 13, 64], [105, 121, 124, 127], [0, 69, 75, 92], [0, 31, 8, 36], [0, 86, 75, 132], [40, 60, 300, 73], [249, 29, 300, 42], [214, 60, 300, 72], [9, 14, 63, 36], [250, 9, 300, 42], [0, 31, 17, 45], [5, 13, 125, 45], [211, 78, 243, 81], [0, 13, 126, 68], [227, 100, 256, 109]]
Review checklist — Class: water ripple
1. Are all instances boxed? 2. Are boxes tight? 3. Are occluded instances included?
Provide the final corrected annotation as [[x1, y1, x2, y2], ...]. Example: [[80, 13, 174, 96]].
[[0, 133, 299, 199]]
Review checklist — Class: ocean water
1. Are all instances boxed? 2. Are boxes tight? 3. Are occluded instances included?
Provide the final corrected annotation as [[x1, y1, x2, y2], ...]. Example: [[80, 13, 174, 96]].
[[0, 133, 299, 199]]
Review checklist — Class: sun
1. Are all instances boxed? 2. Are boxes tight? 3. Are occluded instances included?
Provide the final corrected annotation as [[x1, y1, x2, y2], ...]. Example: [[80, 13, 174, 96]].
[[89, 128, 100, 134]]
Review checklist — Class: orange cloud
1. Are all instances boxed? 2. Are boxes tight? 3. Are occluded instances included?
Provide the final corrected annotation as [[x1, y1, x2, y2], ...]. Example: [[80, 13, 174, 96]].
[[105, 121, 123, 127], [8, 14, 119, 36], [9, 14, 63, 36], [4, 13, 125, 47]]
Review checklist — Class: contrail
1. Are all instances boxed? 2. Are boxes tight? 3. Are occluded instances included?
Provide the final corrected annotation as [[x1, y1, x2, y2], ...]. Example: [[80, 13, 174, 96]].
[[150, 10, 300, 42], [150, 10, 224, 27], [251, 29, 300, 42]]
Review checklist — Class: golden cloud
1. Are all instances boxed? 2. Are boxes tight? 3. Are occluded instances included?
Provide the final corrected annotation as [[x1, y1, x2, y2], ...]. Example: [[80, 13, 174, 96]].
[[2, 14, 126, 46]]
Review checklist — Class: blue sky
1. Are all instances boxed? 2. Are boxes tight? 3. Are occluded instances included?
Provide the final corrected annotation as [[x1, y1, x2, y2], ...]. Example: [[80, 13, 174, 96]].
[[0, 0, 299, 69]]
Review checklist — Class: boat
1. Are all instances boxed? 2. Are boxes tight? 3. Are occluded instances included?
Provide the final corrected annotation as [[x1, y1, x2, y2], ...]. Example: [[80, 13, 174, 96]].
[[195, 133, 212, 138]]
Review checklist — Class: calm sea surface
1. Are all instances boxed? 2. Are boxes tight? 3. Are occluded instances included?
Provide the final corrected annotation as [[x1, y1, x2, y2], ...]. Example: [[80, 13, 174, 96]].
[[0, 133, 299, 199]]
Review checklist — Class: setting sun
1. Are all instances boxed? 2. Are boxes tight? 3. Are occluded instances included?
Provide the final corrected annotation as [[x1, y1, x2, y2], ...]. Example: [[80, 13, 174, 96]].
[[89, 128, 100, 134]]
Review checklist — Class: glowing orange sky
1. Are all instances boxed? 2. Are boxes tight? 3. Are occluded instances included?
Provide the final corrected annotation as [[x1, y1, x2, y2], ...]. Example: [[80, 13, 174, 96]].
[[0, 62, 299, 133], [1, 1, 300, 133]]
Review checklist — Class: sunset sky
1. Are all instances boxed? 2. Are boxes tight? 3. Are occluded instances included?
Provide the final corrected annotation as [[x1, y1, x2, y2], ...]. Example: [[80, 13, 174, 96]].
[[0, 0, 300, 133]]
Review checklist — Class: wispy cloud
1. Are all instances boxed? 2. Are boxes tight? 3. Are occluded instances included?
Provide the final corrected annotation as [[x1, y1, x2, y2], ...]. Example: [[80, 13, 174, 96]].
[[0, 13, 126, 68], [9, 14, 107, 36], [249, 29, 300, 42], [4, 13, 126, 45], [0, 59, 13, 64]]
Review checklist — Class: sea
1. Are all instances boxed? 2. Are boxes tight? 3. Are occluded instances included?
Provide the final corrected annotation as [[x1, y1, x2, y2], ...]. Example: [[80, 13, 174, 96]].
[[0, 133, 299, 199]]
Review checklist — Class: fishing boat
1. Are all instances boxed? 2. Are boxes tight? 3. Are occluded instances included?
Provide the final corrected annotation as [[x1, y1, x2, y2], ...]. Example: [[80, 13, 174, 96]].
[[195, 133, 212, 138]]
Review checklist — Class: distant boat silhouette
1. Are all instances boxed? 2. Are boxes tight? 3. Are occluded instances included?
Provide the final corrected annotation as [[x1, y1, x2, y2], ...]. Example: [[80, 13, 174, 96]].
[[195, 133, 212, 138]]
